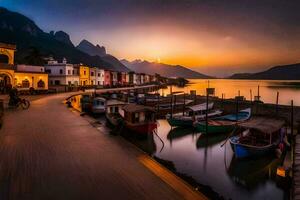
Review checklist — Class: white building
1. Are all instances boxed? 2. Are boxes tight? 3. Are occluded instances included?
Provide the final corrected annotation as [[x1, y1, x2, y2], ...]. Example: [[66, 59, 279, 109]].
[[96, 68, 105, 86], [45, 58, 79, 86], [135, 73, 141, 85]]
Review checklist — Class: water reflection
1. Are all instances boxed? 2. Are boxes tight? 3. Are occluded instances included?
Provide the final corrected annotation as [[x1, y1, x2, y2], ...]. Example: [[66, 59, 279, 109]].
[[160, 79, 300, 106], [227, 155, 280, 190], [196, 133, 229, 149]]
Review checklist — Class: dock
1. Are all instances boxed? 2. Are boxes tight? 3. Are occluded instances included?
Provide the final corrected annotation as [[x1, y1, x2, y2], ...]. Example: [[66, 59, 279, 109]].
[[294, 135, 300, 199], [0, 92, 206, 200]]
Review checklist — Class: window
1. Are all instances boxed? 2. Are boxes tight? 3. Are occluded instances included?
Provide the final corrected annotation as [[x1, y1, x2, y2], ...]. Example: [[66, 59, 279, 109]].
[[55, 80, 60, 85], [59, 69, 63, 74], [72, 70, 74, 75], [98, 81, 100, 85], [98, 73, 100, 77], [91, 80, 93, 85], [37, 80, 45, 88], [91, 72, 94, 76], [45, 69, 51, 74], [22, 79, 30, 88], [84, 71, 86, 75], [68, 81, 71, 85], [68, 70, 71, 75]]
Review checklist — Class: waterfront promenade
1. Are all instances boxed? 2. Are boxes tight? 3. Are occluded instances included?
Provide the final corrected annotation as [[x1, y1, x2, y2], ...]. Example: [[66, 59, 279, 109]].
[[0, 93, 205, 200]]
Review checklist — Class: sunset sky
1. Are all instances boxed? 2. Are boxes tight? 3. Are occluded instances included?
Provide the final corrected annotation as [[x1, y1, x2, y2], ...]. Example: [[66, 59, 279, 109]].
[[1, 0, 300, 76]]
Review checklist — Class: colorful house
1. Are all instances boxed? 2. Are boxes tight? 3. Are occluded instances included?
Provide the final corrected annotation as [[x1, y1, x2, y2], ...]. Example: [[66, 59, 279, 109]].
[[121, 72, 127, 85], [96, 68, 105, 86], [45, 58, 79, 86], [111, 71, 118, 86], [0, 43, 48, 92], [89, 67, 97, 85], [75, 64, 90, 86], [104, 70, 111, 86]]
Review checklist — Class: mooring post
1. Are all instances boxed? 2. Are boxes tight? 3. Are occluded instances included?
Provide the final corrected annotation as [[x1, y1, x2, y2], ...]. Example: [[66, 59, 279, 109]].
[[157, 93, 160, 115], [205, 89, 209, 134], [250, 89, 252, 102], [170, 92, 173, 119], [183, 93, 186, 116], [236, 96, 239, 122], [174, 94, 177, 113], [291, 100, 294, 136], [276, 91, 279, 116]]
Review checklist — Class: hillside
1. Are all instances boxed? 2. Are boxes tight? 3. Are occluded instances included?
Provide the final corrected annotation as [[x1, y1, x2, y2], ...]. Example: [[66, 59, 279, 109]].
[[229, 63, 300, 80], [0, 7, 128, 72], [121, 59, 211, 79], [76, 39, 130, 72]]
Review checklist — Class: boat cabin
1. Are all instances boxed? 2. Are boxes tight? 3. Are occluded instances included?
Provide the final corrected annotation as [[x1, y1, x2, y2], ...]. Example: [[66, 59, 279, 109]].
[[237, 117, 285, 146], [106, 100, 127, 117], [92, 97, 106, 114], [123, 104, 156, 124], [185, 102, 214, 116]]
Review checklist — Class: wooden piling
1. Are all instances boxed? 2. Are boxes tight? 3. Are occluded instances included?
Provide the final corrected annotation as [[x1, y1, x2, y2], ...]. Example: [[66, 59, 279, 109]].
[[276, 91, 279, 116], [183, 93, 186, 116], [205, 89, 209, 134], [250, 89, 252, 102], [292, 100, 294, 136]]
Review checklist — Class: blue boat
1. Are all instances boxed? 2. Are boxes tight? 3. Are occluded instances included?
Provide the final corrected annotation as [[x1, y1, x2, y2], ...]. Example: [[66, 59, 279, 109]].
[[229, 117, 285, 158], [215, 108, 251, 122]]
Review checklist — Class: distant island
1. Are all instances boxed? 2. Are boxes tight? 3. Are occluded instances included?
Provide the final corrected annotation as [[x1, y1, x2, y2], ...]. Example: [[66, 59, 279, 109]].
[[229, 63, 300, 80]]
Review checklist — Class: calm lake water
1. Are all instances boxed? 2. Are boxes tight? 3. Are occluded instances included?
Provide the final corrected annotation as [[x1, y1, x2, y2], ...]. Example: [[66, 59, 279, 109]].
[[160, 79, 300, 106], [149, 120, 288, 200], [72, 78, 296, 199]]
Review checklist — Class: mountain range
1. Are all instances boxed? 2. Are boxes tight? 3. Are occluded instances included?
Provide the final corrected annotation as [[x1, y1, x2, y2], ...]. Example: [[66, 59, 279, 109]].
[[121, 59, 212, 79], [229, 63, 300, 80], [0, 7, 130, 72]]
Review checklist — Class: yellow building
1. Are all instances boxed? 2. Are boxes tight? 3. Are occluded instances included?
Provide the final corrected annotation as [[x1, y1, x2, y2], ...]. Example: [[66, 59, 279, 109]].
[[78, 64, 90, 86], [0, 43, 48, 92]]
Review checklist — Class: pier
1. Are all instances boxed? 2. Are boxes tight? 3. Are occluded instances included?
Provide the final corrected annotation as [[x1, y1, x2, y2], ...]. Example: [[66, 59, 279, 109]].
[[0, 92, 205, 200]]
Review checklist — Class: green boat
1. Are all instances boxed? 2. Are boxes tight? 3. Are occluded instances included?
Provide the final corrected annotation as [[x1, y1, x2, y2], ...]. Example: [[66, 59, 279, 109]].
[[194, 120, 236, 134]]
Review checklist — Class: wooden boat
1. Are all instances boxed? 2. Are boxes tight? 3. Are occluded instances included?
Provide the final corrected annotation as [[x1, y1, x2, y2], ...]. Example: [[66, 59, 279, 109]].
[[105, 100, 127, 126], [166, 102, 222, 127], [91, 97, 106, 114], [194, 120, 236, 134], [193, 108, 251, 134], [214, 108, 251, 122], [122, 104, 157, 135], [229, 117, 285, 159]]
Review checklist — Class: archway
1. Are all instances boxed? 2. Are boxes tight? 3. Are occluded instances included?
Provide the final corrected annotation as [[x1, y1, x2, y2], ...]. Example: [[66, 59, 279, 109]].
[[0, 73, 12, 93], [0, 54, 9, 64]]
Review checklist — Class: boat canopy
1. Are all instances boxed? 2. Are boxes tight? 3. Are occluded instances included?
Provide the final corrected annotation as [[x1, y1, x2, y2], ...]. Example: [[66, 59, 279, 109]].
[[123, 104, 155, 113], [238, 117, 285, 134], [188, 102, 213, 112], [106, 100, 127, 106]]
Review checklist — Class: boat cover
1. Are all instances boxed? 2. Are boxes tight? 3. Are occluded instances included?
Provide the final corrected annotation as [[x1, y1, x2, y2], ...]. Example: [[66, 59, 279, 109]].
[[188, 102, 214, 112], [239, 117, 285, 134]]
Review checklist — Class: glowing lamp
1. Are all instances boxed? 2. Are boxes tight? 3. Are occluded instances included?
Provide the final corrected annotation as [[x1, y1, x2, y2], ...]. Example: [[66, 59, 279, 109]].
[[276, 166, 286, 177]]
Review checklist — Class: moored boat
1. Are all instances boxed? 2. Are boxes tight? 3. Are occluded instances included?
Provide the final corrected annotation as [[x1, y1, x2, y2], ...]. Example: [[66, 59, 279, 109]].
[[215, 108, 251, 122], [91, 97, 106, 114], [229, 117, 285, 159], [122, 104, 157, 135], [105, 99, 127, 126], [194, 120, 236, 134], [166, 102, 222, 127]]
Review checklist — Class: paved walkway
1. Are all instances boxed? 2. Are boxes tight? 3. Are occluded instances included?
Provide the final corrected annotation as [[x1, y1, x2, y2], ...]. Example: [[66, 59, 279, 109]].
[[0, 93, 203, 200]]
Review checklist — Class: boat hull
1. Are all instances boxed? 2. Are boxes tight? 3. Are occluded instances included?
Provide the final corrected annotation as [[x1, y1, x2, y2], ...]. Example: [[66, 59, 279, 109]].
[[194, 122, 234, 134], [229, 136, 276, 158], [167, 118, 193, 127], [125, 122, 157, 135]]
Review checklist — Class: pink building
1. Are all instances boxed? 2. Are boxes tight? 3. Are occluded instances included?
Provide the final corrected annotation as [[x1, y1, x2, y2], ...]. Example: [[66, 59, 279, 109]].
[[104, 70, 111, 86]]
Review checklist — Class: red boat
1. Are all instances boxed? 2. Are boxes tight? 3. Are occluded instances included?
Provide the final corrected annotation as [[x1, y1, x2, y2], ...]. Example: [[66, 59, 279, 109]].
[[122, 104, 157, 135]]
